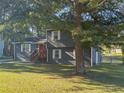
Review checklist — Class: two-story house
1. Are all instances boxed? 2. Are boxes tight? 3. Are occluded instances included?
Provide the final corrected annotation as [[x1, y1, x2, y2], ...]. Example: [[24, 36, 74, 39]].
[[12, 30, 102, 66], [46, 30, 102, 66], [46, 30, 75, 64]]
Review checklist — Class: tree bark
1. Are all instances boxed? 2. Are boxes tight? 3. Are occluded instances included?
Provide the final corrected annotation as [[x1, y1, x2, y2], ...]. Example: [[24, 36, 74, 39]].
[[73, 0, 85, 74], [75, 41, 85, 74]]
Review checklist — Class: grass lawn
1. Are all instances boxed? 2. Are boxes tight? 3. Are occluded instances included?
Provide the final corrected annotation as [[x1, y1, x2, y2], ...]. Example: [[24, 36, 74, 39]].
[[0, 61, 124, 93]]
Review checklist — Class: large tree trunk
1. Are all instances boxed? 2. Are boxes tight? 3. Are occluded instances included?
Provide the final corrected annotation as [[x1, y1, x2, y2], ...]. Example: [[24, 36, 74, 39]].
[[75, 41, 85, 74], [73, 0, 86, 74]]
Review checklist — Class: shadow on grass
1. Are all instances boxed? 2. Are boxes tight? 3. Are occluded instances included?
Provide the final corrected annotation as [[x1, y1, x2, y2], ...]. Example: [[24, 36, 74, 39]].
[[0, 62, 124, 90], [85, 63, 124, 87], [0, 63, 74, 76], [68, 63, 124, 92]]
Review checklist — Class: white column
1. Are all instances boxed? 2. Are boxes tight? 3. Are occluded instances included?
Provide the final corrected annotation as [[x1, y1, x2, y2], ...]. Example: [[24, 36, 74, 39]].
[[96, 52, 99, 64], [58, 31, 61, 40]]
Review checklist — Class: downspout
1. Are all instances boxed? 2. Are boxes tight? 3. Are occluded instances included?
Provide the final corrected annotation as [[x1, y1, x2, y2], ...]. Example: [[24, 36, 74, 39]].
[[46, 29, 49, 62], [91, 47, 93, 67], [13, 33, 16, 60], [13, 43, 16, 60]]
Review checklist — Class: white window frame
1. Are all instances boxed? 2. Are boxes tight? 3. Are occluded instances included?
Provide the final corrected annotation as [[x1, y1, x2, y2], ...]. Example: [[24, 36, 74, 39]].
[[58, 31, 60, 40], [24, 44, 31, 53], [52, 49, 62, 59], [21, 44, 24, 52], [51, 31, 60, 41], [96, 51, 99, 64]]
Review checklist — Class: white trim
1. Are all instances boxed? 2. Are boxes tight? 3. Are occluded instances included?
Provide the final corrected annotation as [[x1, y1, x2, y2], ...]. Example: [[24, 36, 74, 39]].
[[66, 50, 76, 59], [58, 31, 61, 40], [59, 49, 62, 59], [12, 41, 47, 44], [96, 52, 99, 64], [51, 31, 61, 41], [73, 50, 75, 59], [51, 31, 54, 40], [65, 52, 74, 59], [24, 44, 31, 53], [28, 44, 31, 52], [21, 44, 24, 52], [53, 49, 55, 59], [52, 49, 62, 59]]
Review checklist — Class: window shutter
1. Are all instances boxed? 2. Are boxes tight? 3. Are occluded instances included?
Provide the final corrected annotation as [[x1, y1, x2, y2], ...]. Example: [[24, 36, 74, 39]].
[[21, 44, 24, 52], [51, 32, 54, 40], [59, 50, 62, 59], [58, 31, 61, 40], [96, 52, 98, 64], [52, 49, 55, 59], [28, 44, 31, 52]]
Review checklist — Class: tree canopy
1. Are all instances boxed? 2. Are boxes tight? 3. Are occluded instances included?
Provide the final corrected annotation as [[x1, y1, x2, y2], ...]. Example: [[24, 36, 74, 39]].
[[0, 0, 124, 73]]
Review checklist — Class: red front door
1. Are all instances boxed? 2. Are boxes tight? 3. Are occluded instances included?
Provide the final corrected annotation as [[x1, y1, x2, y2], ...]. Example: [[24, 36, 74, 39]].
[[38, 44, 46, 59]]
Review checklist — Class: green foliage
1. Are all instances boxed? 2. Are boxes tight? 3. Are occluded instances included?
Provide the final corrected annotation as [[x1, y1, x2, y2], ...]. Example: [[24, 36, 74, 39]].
[[0, 0, 123, 48], [0, 25, 5, 32]]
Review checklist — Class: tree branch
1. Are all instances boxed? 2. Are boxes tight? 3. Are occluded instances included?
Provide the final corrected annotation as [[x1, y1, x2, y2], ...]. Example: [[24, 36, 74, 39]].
[[83, 0, 107, 12]]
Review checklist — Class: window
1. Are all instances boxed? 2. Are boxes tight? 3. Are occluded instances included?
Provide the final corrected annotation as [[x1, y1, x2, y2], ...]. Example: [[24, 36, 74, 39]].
[[21, 44, 24, 52], [25, 44, 31, 53], [51, 31, 60, 41], [96, 52, 99, 64], [53, 49, 62, 59], [21, 44, 31, 53]]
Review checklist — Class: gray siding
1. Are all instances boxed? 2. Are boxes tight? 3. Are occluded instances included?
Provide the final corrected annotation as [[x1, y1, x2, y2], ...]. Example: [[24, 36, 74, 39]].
[[14, 43, 37, 62], [47, 31, 74, 48], [47, 48, 75, 65], [47, 31, 75, 64], [47, 30, 102, 66]]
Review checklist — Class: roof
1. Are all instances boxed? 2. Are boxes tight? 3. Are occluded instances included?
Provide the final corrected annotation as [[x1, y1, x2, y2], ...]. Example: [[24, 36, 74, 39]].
[[12, 36, 47, 44], [25, 36, 46, 42]]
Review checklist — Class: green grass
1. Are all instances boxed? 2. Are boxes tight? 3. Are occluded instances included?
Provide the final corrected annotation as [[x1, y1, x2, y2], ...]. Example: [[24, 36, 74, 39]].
[[0, 62, 124, 93]]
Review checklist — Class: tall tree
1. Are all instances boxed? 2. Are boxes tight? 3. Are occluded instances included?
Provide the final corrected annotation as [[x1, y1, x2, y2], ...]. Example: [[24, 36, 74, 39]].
[[0, 0, 124, 74]]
